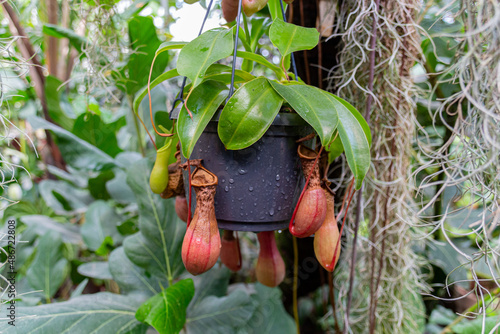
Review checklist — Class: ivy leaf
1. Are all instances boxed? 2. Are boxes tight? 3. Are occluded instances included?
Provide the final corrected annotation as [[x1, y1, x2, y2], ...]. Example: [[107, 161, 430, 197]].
[[178, 28, 234, 88], [218, 77, 283, 150], [135, 279, 195, 334], [177, 80, 228, 159], [269, 18, 319, 57]]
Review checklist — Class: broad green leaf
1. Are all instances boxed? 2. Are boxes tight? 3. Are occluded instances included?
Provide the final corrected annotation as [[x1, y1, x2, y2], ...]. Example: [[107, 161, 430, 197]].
[[189, 267, 231, 308], [331, 95, 372, 146], [136, 279, 195, 334], [26, 231, 69, 301], [2, 293, 147, 334], [328, 132, 343, 163], [268, 81, 339, 146], [185, 290, 256, 333], [109, 247, 167, 298], [123, 159, 186, 281], [238, 283, 296, 333], [28, 116, 120, 171], [267, 0, 286, 21], [178, 28, 234, 88], [72, 113, 123, 157], [335, 97, 371, 189], [39, 179, 93, 214], [122, 16, 169, 96], [88, 170, 115, 200], [81, 201, 123, 251], [45, 75, 75, 131], [269, 19, 319, 57], [77, 261, 113, 280], [133, 68, 179, 115], [20, 215, 81, 244], [177, 80, 228, 158], [218, 78, 283, 150], [237, 50, 285, 79], [106, 169, 136, 204]]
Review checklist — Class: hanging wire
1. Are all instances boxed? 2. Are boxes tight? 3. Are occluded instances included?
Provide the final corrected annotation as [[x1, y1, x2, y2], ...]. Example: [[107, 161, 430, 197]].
[[279, 0, 299, 81], [170, 0, 215, 115], [227, 0, 244, 101]]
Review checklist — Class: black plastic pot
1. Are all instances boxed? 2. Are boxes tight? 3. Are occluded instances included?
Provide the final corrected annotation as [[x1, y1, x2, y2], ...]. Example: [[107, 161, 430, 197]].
[[176, 109, 310, 232]]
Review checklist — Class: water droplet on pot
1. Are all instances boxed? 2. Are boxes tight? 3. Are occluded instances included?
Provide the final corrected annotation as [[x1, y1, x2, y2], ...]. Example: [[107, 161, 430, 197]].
[[225, 166, 229, 171], [249, 186, 254, 192], [260, 216, 265, 220], [278, 206, 282, 211], [221, 179, 225, 183], [276, 175, 280, 181], [229, 179, 234, 184], [257, 156, 261, 161], [269, 208, 274, 216], [238, 169, 247, 175], [276, 183, 280, 187], [225, 186, 229, 192], [238, 197, 243, 201], [286, 177, 290, 182], [284, 195, 288, 199], [254, 203, 257, 207]]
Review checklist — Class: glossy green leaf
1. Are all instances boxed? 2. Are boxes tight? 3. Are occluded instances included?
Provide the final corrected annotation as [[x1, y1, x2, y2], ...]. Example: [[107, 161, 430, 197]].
[[133, 69, 179, 115], [334, 97, 371, 189], [267, 0, 286, 21], [45, 75, 75, 131], [268, 81, 339, 146], [26, 231, 69, 301], [1, 293, 147, 334], [20, 215, 81, 244], [269, 18, 319, 57], [38, 179, 93, 214], [73, 113, 123, 157], [43, 24, 91, 54], [123, 16, 169, 96], [177, 80, 228, 158], [177, 28, 234, 88], [218, 78, 283, 150], [123, 160, 186, 281], [136, 279, 195, 334], [237, 50, 285, 79], [328, 132, 343, 163], [330, 95, 372, 146], [156, 41, 187, 55]]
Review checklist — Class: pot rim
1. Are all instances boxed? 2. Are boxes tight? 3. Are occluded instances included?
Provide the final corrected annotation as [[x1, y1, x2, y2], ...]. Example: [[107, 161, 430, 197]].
[[170, 107, 307, 127]]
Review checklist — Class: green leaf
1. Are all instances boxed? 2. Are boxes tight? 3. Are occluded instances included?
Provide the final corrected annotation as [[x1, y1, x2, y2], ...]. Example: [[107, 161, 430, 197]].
[[328, 132, 343, 163], [267, 0, 286, 21], [335, 96, 371, 189], [72, 113, 123, 157], [39, 179, 93, 214], [330, 95, 372, 146], [28, 116, 120, 171], [269, 18, 319, 57], [189, 267, 231, 308], [237, 50, 285, 79], [3, 293, 147, 333], [77, 261, 113, 280], [26, 231, 69, 301], [177, 80, 228, 158], [88, 170, 115, 200], [123, 16, 169, 95], [238, 283, 296, 333], [109, 247, 167, 298], [218, 77, 283, 150], [43, 24, 90, 54], [81, 201, 123, 251], [186, 290, 256, 333], [268, 81, 339, 146], [136, 279, 195, 334], [452, 317, 499, 334], [20, 215, 82, 244], [156, 41, 187, 55], [123, 159, 186, 281], [45, 75, 75, 131], [177, 28, 234, 88]]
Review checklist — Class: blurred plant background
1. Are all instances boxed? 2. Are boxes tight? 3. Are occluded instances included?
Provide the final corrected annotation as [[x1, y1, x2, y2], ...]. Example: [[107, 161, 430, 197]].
[[0, 0, 498, 333]]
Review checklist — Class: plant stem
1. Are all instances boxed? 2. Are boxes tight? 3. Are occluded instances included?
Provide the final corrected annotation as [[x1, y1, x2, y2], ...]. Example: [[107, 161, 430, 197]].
[[128, 95, 145, 157], [292, 235, 300, 334]]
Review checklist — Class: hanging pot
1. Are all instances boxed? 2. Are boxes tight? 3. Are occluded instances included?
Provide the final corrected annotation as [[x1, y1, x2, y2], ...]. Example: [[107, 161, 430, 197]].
[[174, 109, 310, 232]]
